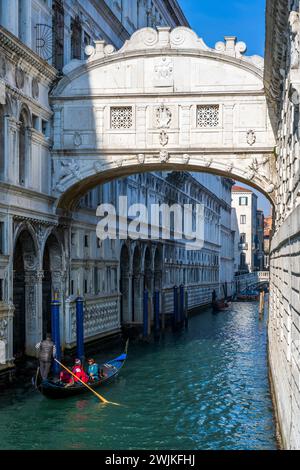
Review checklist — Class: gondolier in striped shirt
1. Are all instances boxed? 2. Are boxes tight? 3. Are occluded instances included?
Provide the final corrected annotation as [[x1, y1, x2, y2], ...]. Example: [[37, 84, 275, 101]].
[[35, 333, 56, 380]]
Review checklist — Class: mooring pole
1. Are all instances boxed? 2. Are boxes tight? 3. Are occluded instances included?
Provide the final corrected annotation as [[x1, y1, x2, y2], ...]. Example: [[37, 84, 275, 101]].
[[259, 291, 265, 320], [184, 290, 189, 328], [180, 285, 185, 326], [143, 289, 149, 338], [51, 291, 61, 375], [75, 295, 85, 362], [173, 285, 178, 328]]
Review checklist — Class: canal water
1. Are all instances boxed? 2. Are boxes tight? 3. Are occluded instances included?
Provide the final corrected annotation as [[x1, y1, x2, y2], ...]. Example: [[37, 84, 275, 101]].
[[0, 302, 277, 450]]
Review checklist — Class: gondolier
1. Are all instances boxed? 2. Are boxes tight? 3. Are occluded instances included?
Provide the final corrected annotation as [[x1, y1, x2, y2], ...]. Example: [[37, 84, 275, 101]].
[[35, 333, 56, 380]]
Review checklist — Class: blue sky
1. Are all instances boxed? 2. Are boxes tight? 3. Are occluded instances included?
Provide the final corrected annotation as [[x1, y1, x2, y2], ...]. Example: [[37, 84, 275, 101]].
[[180, 0, 271, 215], [180, 0, 266, 56]]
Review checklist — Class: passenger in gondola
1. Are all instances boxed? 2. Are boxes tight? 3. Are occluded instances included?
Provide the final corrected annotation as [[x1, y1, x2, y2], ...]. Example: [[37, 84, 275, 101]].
[[87, 358, 99, 382], [59, 370, 71, 384], [66, 358, 89, 386]]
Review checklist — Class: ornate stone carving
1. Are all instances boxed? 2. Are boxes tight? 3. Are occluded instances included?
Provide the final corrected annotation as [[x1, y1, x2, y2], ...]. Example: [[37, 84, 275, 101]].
[[156, 104, 172, 128], [0, 318, 8, 340], [104, 44, 115, 55], [159, 150, 169, 163], [0, 55, 6, 78], [215, 36, 247, 58], [137, 153, 145, 164], [182, 154, 190, 164], [31, 78, 39, 99], [247, 130, 256, 146], [55, 159, 81, 192], [73, 132, 82, 147], [15, 67, 25, 89], [85, 44, 95, 57], [159, 130, 169, 147], [154, 57, 173, 86]]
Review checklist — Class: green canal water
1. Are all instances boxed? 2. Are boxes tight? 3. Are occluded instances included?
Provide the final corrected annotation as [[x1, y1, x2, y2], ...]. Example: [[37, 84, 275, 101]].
[[0, 302, 277, 450]]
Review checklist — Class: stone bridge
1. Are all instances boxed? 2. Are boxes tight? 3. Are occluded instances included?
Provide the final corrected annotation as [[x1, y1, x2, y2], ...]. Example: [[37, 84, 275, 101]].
[[50, 27, 277, 212]]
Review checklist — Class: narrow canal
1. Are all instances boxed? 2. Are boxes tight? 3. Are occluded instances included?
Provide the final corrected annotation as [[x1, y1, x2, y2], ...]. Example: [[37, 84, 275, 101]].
[[0, 302, 277, 450]]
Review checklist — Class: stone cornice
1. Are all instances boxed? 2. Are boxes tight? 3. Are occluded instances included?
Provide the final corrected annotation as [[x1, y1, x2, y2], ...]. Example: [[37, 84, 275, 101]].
[[0, 26, 57, 82], [264, 0, 289, 115]]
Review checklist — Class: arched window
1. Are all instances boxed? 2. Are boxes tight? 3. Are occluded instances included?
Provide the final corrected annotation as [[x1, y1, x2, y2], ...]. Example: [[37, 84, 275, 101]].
[[19, 111, 27, 186]]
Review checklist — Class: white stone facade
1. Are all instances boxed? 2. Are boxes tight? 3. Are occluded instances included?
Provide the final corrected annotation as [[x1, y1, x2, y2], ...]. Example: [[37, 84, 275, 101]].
[[265, 0, 300, 449], [231, 186, 259, 274]]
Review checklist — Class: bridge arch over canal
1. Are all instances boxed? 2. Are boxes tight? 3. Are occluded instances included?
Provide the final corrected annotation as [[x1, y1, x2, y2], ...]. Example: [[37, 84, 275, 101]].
[[50, 26, 277, 211]]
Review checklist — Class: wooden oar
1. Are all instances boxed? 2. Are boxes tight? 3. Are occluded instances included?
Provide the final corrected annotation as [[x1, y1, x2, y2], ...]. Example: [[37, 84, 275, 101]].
[[54, 358, 121, 406]]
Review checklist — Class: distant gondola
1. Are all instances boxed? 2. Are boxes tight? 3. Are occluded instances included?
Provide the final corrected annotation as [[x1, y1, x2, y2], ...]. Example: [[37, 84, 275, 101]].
[[212, 301, 231, 312], [36, 344, 128, 399]]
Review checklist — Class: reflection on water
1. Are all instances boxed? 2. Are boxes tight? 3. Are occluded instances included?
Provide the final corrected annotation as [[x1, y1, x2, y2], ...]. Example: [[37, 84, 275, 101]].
[[0, 303, 277, 450]]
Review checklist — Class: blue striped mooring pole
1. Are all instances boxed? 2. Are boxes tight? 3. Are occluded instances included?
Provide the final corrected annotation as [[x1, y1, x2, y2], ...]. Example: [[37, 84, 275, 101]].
[[51, 291, 61, 375]]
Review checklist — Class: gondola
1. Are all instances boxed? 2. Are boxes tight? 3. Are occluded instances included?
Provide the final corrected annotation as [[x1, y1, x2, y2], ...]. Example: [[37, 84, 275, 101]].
[[36, 342, 128, 399], [212, 301, 231, 312]]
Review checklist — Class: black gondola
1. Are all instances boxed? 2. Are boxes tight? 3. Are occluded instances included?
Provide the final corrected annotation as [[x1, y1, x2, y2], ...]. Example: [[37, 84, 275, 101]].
[[36, 342, 128, 399]]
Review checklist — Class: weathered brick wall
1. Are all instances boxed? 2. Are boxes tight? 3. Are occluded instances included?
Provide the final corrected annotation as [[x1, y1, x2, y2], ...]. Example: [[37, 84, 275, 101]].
[[269, 205, 300, 449]]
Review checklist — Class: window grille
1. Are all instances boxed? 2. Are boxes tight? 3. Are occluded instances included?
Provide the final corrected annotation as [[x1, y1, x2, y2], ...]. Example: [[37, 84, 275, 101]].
[[197, 105, 219, 128], [111, 107, 133, 129]]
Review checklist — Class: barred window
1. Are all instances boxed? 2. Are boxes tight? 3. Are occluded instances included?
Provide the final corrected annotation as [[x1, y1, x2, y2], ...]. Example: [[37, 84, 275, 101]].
[[197, 105, 219, 128], [111, 107, 133, 129]]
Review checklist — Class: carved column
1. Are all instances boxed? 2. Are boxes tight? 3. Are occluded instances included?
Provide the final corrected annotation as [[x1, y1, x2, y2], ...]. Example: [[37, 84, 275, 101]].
[[24, 270, 44, 356]]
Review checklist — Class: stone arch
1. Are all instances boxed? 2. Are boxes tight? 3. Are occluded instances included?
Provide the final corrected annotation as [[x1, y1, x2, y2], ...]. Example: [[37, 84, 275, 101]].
[[13, 227, 41, 358], [51, 26, 277, 211], [42, 231, 65, 337]]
